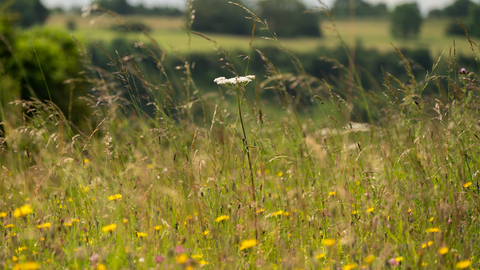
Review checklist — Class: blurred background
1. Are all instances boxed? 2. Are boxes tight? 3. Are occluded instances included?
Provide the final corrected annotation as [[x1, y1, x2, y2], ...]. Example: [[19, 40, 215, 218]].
[[1, 0, 480, 130]]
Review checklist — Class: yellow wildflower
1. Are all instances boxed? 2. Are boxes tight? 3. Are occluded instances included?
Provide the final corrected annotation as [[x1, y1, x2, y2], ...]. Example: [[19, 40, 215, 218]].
[[322, 238, 336, 246], [426, 228, 440, 233], [202, 230, 209, 235], [12, 262, 40, 270], [239, 239, 257, 250], [272, 210, 284, 217], [37, 223, 51, 229], [395, 256, 403, 262], [199, 260, 209, 265], [154, 225, 161, 230], [421, 243, 427, 249], [256, 208, 265, 214], [463, 182, 472, 188], [455, 260, 472, 269], [64, 222, 73, 227], [329, 191, 336, 196], [364, 255, 375, 264], [343, 264, 358, 270], [277, 172, 283, 177], [316, 253, 326, 259], [123, 219, 128, 224], [13, 205, 33, 217], [439, 247, 449, 255], [102, 224, 117, 232], [429, 217, 434, 222], [5, 224, 14, 228], [108, 194, 122, 201], [191, 254, 203, 259], [428, 241, 433, 246], [12, 256, 19, 262], [0, 212, 7, 217], [96, 264, 106, 270], [136, 232, 147, 237], [215, 215, 229, 222], [175, 254, 188, 264], [367, 207, 374, 213]]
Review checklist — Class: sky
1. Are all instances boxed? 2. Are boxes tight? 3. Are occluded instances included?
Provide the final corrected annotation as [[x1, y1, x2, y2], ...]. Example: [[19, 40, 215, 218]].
[[40, 0, 465, 14]]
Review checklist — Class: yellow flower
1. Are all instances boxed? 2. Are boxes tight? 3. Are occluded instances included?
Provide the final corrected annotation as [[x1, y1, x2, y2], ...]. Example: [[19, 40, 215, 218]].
[[329, 191, 336, 196], [96, 264, 107, 270], [5, 224, 14, 228], [83, 158, 90, 164], [202, 230, 209, 235], [463, 182, 472, 188], [272, 210, 284, 217], [64, 222, 73, 227], [72, 218, 80, 223], [277, 172, 283, 177], [439, 247, 449, 255], [256, 208, 265, 214], [343, 264, 358, 270], [322, 238, 336, 246], [123, 219, 129, 224], [108, 194, 122, 201], [102, 224, 117, 232], [429, 217, 434, 222], [136, 232, 147, 237], [215, 215, 229, 222], [17, 246, 27, 253], [192, 254, 203, 259], [199, 260, 209, 265], [364, 255, 375, 264], [352, 210, 359, 215], [428, 241, 433, 246], [239, 239, 257, 250], [366, 207, 374, 213], [395, 256, 403, 262], [13, 205, 33, 217], [37, 223, 51, 229], [408, 208, 412, 212], [455, 260, 472, 269], [147, 164, 153, 169], [316, 253, 326, 259], [175, 254, 188, 264], [421, 262, 428, 266], [12, 262, 40, 270], [426, 228, 440, 233], [154, 225, 161, 230], [421, 243, 427, 249], [12, 256, 19, 262], [0, 212, 7, 217]]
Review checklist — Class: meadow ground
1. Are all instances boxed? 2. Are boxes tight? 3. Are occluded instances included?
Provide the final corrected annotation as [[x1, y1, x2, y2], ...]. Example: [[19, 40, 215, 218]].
[[45, 14, 480, 55], [1, 9, 480, 270]]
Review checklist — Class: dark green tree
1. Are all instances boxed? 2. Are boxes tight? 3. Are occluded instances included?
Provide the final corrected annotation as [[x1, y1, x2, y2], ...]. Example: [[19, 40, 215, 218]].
[[465, 4, 480, 37], [333, 0, 388, 18], [192, 0, 251, 35], [95, 0, 134, 15], [443, 0, 475, 17], [391, 3, 423, 39], [258, 0, 321, 37], [0, 0, 49, 27]]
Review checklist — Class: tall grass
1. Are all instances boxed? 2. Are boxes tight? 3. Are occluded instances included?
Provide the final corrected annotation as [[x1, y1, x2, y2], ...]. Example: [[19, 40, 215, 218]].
[[1, 2, 480, 270]]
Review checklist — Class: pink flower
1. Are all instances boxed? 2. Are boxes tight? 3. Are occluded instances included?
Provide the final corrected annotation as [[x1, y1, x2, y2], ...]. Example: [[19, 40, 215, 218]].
[[174, 245, 185, 254], [389, 258, 399, 266]]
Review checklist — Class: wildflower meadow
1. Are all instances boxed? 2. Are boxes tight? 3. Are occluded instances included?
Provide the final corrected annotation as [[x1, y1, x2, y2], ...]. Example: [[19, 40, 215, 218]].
[[1, 1, 480, 270]]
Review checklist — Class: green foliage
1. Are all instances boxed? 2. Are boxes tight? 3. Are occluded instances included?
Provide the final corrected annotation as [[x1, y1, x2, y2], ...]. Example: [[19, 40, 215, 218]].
[[0, 25, 90, 130], [0, 0, 49, 28], [95, 0, 134, 15], [333, 0, 389, 18], [257, 0, 322, 37], [191, 0, 251, 35], [442, 0, 475, 17], [391, 3, 423, 39], [465, 5, 480, 37]]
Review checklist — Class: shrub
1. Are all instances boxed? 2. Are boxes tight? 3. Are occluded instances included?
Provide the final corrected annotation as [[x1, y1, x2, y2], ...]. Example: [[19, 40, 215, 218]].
[[391, 3, 423, 39]]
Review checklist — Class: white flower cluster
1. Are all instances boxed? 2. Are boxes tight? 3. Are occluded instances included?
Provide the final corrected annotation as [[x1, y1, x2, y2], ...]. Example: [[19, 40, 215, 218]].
[[214, 75, 256, 85]]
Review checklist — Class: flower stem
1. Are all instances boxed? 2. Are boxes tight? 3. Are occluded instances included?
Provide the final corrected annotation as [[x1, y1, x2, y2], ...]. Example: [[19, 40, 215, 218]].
[[236, 85, 258, 239]]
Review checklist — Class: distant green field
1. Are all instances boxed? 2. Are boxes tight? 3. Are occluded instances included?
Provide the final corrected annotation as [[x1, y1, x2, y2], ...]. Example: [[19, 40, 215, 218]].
[[46, 14, 479, 56]]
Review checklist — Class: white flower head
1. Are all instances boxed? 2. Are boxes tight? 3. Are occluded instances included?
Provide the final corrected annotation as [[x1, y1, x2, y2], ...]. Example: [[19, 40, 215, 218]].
[[214, 75, 255, 87]]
